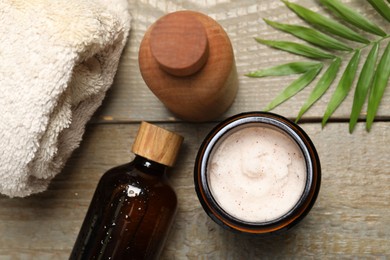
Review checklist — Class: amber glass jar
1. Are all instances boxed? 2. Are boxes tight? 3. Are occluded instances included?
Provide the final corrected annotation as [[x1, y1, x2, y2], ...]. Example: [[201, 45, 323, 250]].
[[194, 112, 321, 235], [70, 122, 183, 259]]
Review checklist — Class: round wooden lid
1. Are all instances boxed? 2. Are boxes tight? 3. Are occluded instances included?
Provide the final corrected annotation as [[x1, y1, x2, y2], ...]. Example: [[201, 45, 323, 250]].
[[149, 11, 209, 77], [132, 122, 184, 167]]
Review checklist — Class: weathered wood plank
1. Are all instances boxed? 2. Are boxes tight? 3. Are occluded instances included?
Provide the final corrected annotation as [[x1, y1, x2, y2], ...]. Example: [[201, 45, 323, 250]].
[[95, 0, 390, 123], [1, 122, 389, 258], [1, 1, 389, 259]]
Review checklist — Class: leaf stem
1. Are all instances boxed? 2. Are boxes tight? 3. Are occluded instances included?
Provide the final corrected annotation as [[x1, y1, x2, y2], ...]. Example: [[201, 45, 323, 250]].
[[356, 34, 390, 52]]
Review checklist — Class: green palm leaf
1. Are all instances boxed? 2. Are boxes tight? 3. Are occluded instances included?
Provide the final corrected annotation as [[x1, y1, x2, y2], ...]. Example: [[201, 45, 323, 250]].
[[320, 0, 386, 36], [263, 19, 352, 51], [366, 42, 390, 131], [296, 58, 341, 122], [248, 0, 390, 132], [255, 38, 335, 59], [367, 0, 390, 23], [349, 43, 379, 133], [322, 50, 361, 127], [264, 64, 323, 111], [246, 61, 323, 78], [282, 0, 369, 43]]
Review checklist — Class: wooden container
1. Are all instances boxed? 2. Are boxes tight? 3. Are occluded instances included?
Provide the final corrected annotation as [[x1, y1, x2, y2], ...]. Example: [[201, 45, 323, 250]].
[[139, 11, 238, 122]]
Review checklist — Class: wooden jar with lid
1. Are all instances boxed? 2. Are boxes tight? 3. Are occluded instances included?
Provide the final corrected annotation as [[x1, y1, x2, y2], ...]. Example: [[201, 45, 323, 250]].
[[139, 11, 238, 122]]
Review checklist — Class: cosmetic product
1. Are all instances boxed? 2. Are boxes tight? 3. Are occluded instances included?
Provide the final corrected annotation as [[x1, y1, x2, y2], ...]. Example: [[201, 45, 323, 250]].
[[194, 112, 321, 234], [139, 10, 238, 122], [70, 122, 183, 259]]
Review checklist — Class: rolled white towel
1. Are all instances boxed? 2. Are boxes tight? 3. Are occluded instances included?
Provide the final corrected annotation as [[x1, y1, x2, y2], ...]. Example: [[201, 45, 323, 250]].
[[0, 0, 131, 197]]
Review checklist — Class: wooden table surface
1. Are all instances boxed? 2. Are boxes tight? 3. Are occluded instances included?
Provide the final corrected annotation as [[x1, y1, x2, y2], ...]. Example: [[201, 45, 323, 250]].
[[1, 0, 390, 259]]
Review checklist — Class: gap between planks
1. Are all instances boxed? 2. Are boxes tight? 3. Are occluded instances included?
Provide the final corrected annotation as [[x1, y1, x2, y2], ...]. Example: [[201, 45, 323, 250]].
[[89, 116, 390, 125]]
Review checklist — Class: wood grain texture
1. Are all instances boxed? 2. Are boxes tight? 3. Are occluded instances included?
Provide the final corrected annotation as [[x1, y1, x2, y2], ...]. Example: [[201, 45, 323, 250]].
[[139, 10, 238, 122], [1, 123, 389, 258], [95, 0, 390, 123], [148, 11, 209, 77], [132, 121, 184, 166], [1, 0, 390, 259]]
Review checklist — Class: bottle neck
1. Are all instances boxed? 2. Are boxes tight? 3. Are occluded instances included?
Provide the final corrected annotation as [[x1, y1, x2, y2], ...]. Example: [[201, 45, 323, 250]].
[[133, 155, 168, 177]]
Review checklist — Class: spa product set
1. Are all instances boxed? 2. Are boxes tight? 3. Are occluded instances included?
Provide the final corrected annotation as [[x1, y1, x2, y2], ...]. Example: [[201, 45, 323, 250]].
[[71, 11, 321, 259]]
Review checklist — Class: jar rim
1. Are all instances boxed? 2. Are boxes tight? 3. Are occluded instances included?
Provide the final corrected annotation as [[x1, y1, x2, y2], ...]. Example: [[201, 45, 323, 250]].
[[194, 111, 321, 234]]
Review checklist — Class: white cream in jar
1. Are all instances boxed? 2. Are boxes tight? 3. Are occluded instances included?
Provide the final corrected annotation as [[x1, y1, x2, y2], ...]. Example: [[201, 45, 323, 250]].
[[194, 112, 321, 234], [208, 125, 307, 223]]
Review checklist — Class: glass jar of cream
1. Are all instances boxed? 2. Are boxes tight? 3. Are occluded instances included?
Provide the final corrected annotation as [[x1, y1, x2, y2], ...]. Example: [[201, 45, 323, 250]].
[[194, 112, 321, 235]]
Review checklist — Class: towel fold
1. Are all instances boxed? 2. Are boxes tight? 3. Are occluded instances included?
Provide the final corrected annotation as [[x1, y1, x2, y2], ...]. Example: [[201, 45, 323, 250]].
[[0, 0, 131, 197]]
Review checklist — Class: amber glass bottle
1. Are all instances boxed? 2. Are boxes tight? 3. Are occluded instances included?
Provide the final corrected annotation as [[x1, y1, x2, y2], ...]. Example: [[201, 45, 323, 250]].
[[70, 122, 183, 260]]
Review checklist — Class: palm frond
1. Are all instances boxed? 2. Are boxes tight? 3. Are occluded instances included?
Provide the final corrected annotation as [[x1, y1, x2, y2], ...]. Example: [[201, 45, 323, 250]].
[[282, 0, 369, 43], [322, 50, 361, 127], [264, 64, 323, 111], [248, 0, 390, 132], [368, 0, 390, 22], [246, 61, 322, 78], [296, 58, 341, 122], [320, 0, 386, 36], [255, 38, 335, 59], [263, 19, 352, 51], [366, 42, 390, 131], [349, 43, 379, 133]]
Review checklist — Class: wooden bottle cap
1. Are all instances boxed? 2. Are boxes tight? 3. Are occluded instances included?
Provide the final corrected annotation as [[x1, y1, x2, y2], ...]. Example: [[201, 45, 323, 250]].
[[149, 11, 209, 77], [132, 122, 184, 167]]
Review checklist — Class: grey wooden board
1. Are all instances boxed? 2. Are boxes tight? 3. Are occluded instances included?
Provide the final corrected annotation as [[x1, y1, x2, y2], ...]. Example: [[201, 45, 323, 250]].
[[1, 0, 390, 259], [0, 122, 389, 258], [95, 0, 390, 123]]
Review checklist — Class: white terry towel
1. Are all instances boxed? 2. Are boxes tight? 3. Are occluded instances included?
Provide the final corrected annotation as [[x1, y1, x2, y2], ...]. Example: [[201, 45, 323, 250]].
[[0, 0, 131, 197]]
